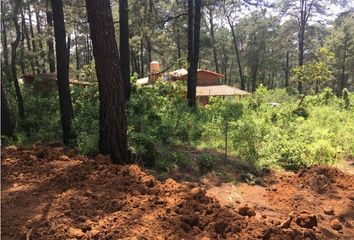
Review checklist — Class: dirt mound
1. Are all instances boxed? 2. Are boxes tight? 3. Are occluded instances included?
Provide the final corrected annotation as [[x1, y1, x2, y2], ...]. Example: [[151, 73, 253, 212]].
[[298, 165, 349, 194], [2, 146, 354, 239]]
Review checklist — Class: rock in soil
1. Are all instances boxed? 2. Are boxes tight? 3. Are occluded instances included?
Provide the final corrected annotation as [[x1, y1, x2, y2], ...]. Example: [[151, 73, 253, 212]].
[[324, 207, 335, 215], [294, 211, 318, 229], [238, 204, 256, 217], [331, 219, 343, 231]]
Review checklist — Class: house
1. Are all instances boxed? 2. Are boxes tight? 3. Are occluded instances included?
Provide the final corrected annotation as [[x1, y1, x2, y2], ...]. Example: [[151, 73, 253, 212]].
[[137, 62, 250, 104], [21, 73, 91, 92]]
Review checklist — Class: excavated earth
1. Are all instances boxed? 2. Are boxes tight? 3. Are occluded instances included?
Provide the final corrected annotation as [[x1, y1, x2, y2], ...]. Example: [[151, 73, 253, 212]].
[[1, 146, 354, 240]]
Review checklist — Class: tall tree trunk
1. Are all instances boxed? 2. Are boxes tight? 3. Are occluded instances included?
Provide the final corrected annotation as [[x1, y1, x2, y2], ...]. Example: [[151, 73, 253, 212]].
[[74, 22, 80, 70], [285, 49, 289, 87], [140, 39, 144, 77], [1, 20, 9, 67], [297, 0, 306, 94], [36, 10, 46, 73], [222, 43, 228, 85], [21, 11, 35, 73], [193, 0, 201, 74], [46, 1, 56, 72], [20, 23, 25, 74], [229, 60, 234, 86], [176, 28, 181, 66], [28, 6, 40, 73], [251, 63, 258, 92], [315, 80, 319, 94], [67, 35, 71, 56], [51, 0, 74, 145], [132, 50, 139, 74], [187, 0, 196, 107], [1, 1, 9, 67], [11, 0, 25, 121], [298, 26, 305, 93], [119, 0, 131, 101], [86, 34, 92, 64], [226, 14, 244, 90], [83, 36, 88, 65], [208, 8, 219, 73], [1, 82, 15, 137], [339, 35, 348, 95], [251, 39, 262, 92], [130, 48, 134, 74], [86, 0, 129, 164], [135, 51, 140, 76], [146, 37, 152, 64]]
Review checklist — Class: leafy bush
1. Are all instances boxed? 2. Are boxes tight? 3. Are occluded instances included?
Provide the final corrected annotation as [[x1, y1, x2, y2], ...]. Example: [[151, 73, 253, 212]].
[[320, 87, 334, 105], [128, 80, 203, 166], [292, 107, 309, 119], [19, 86, 62, 144], [197, 153, 215, 173], [342, 88, 350, 110], [71, 84, 99, 155]]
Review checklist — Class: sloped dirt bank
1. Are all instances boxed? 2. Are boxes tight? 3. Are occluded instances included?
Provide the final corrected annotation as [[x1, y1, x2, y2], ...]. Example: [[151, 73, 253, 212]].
[[2, 146, 354, 239]]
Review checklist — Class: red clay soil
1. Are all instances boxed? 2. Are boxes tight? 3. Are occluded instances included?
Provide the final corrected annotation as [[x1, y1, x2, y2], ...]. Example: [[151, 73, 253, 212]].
[[1, 146, 354, 240]]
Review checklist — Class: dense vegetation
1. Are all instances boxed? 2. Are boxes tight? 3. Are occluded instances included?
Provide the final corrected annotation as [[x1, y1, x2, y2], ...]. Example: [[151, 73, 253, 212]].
[[4, 77, 353, 172], [1, 0, 354, 172]]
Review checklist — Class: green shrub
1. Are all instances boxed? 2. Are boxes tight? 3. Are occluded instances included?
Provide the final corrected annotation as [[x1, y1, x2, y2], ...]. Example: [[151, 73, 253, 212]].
[[321, 88, 334, 105], [292, 106, 309, 119], [231, 117, 259, 163], [198, 153, 215, 173], [342, 88, 350, 110]]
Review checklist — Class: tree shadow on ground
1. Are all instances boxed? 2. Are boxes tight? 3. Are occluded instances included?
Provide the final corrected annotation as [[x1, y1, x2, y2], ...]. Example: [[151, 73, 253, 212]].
[[152, 145, 275, 189]]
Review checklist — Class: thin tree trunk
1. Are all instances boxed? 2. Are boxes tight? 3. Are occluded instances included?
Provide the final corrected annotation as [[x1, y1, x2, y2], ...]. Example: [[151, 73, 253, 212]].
[[285, 49, 289, 87], [298, 26, 305, 93], [208, 8, 219, 73], [46, 4, 55, 72], [21, 10, 35, 73], [83, 37, 88, 65], [229, 60, 233, 86], [1, 1, 9, 67], [140, 39, 144, 77], [226, 14, 244, 90], [51, 0, 74, 145], [119, 0, 131, 101], [36, 10, 46, 73], [339, 35, 348, 95], [1, 82, 15, 137], [28, 6, 40, 73], [222, 43, 228, 85], [130, 48, 134, 74], [1, 20, 9, 67], [146, 37, 152, 64], [86, 0, 129, 164], [271, 71, 275, 89], [11, 0, 25, 121], [251, 63, 258, 92], [176, 29, 181, 66], [86, 34, 92, 64], [74, 23, 80, 70], [135, 51, 140, 76], [298, 0, 306, 94], [20, 22, 25, 74]]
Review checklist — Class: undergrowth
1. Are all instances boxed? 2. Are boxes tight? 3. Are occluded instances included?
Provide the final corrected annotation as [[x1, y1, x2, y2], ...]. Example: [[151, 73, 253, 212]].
[[4, 76, 354, 172]]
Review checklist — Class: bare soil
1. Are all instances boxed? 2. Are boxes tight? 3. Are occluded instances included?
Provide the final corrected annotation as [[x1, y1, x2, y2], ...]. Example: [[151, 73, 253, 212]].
[[2, 146, 354, 239]]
